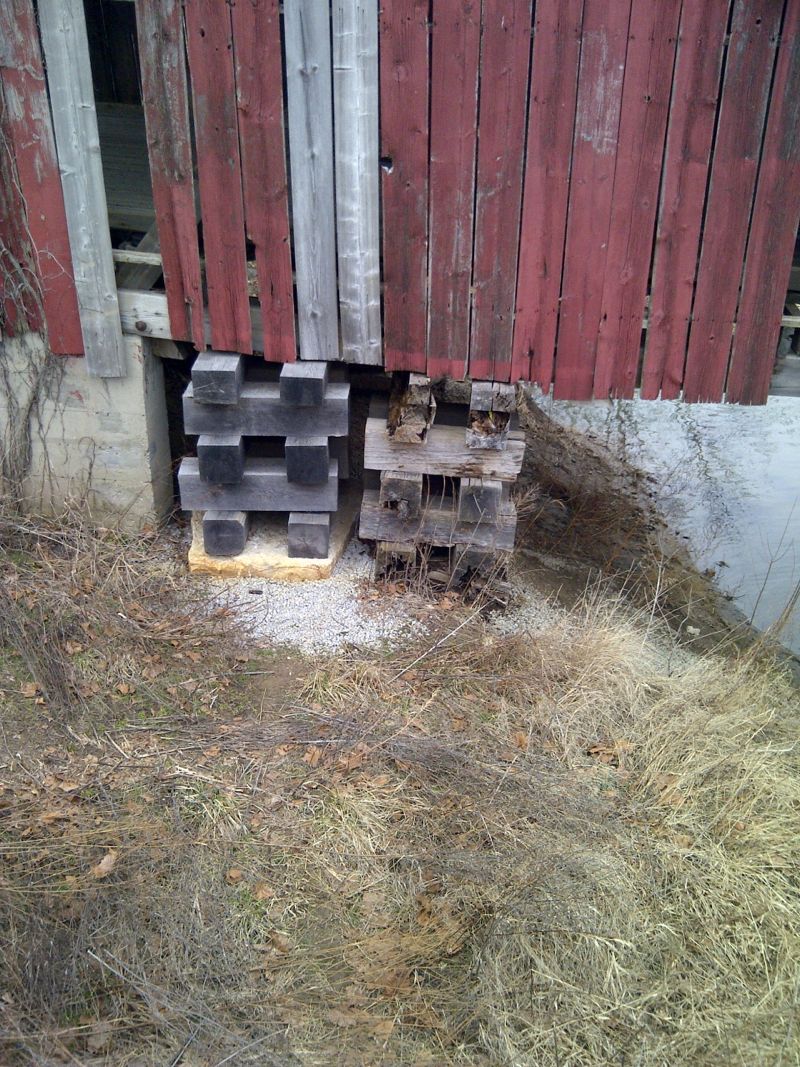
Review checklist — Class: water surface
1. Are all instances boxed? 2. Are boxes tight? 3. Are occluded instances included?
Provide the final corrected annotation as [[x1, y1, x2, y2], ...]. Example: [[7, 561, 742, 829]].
[[533, 393, 800, 655]]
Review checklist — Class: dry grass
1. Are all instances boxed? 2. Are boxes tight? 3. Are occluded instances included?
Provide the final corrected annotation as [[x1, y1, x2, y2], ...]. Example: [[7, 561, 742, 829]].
[[1, 515, 798, 1065]]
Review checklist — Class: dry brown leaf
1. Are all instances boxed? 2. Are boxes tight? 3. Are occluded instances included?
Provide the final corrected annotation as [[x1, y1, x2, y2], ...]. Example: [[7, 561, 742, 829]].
[[116, 682, 135, 696], [91, 850, 117, 879], [303, 745, 324, 768], [225, 868, 244, 885], [253, 881, 274, 901], [269, 930, 291, 953], [512, 730, 529, 751], [20, 682, 39, 699]]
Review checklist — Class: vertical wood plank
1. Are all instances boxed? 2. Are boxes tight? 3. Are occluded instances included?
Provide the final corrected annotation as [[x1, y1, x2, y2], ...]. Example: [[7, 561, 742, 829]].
[[682, 0, 781, 402], [232, 0, 297, 363], [593, 0, 681, 399], [426, 0, 480, 381], [136, 0, 204, 350], [0, 83, 40, 338], [468, 0, 533, 383], [0, 0, 83, 354], [284, 0, 339, 362], [380, 0, 429, 372], [553, 0, 631, 399], [37, 0, 126, 376], [727, 0, 800, 404], [333, 0, 382, 365], [184, 0, 252, 354], [640, 0, 730, 400], [511, 0, 583, 387]]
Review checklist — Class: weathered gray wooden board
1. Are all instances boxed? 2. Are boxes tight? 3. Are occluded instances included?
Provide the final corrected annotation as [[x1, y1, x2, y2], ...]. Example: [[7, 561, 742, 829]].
[[203, 510, 249, 556], [183, 382, 350, 437], [179, 458, 339, 511], [37, 0, 126, 377], [359, 490, 517, 550], [284, 0, 339, 361], [332, 0, 382, 364], [288, 512, 331, 558], [363, 418, 524, 480]]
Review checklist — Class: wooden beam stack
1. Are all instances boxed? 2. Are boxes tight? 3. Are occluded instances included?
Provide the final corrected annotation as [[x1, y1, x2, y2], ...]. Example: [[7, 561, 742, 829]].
[[178, 356, 349, 558], [359, 377, 524, 581]]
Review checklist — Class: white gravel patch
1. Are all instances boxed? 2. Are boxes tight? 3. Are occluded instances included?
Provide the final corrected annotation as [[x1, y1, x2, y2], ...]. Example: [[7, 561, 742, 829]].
[[487, 572, 566, 638], [204, 540, 428, 654]]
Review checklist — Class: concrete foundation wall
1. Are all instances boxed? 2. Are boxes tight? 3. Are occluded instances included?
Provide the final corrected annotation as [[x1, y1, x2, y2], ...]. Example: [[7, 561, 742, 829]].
[[0, 332, 173, 530]]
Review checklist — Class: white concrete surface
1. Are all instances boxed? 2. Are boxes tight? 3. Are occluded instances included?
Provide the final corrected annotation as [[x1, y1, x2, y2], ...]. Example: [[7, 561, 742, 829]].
[[0, 331, 172, 530]]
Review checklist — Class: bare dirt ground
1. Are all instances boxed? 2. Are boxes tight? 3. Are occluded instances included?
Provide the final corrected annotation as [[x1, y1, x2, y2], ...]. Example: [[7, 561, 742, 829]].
[[1, 410, 798, 1065]]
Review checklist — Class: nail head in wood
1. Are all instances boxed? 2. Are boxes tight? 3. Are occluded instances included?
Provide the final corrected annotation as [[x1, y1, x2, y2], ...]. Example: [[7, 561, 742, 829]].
[[285, 435, 330, 485], [279, 361, 329, 406], [202, 510, 249, 557], [197, 434, 245, 484], [287, 511, 331, 558], [191, 352, 244, 405]]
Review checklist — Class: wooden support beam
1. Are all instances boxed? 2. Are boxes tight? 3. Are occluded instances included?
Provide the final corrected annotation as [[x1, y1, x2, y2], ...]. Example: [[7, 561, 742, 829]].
[[37, 0, 126, 377], [458, 478, 503, 522], [364, 416, 524, 481], [359, 490, 517, 550], [379, 471, 423, 519], [375, 540, 417, 573], [197, 433, 245, 484], [202, 510, 249, 556], [279, 361, 329, 407], [387, 373, 436, 443], [285, 436, 330, 486], [287, 512, 331, 558], [179, 458, 339, 512], [184, 381, 350, 438], [191, 352, 244, 405]]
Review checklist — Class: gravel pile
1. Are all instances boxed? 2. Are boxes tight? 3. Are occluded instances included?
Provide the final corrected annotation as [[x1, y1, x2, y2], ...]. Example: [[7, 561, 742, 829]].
[[205, 540, 429, 654]]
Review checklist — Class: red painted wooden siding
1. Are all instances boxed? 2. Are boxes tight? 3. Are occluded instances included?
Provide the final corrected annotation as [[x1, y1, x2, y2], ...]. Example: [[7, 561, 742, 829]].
[[640, 0, 730, 400], [468, 0, 532, 383], [379, 0, 430, 373], [682, 0, 782, 402], [593, 0, 681, 399], [553, 0, 631, 399], [426, 0, 480, 381], [137, 0, 205, 350], [184, 0, 252, 354], [0, 0, 83, 355], [727, 0, 800, 404], [512, 0, 584, 388], [232, 0, 296, 364]]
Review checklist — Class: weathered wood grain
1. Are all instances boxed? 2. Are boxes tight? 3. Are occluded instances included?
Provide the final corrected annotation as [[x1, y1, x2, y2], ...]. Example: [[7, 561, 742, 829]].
[[288, 512, 331, 559], [727, 0, 800, 404], [203, 510, 249, 557], [427, 0, 480, 380], [360, 490, 517, 550], [37, 0, 126, 376], [364, 417, 525, 481], [682, 0, 781, 402], [512, 0, 583, 387], [553, 0, 631, 399], [183, 382, 350, 438], [640, 0, 730, 399], [231, 0, 296, 363], [179, 458, 339, 511], [191, 352, 243, 405], [379, 0, 429, 372], [468, 0, 532, 383], [136, 0, 204, 349], [0, 0, 83, 354], [333, 0, 382, 365], [593, 0, 681, 398], [184, 0, 252, 353], [284, 0, 339, 362]]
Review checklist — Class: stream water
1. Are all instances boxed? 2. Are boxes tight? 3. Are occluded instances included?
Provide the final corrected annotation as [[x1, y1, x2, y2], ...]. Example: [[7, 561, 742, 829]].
[[533, 392, 800, 655]]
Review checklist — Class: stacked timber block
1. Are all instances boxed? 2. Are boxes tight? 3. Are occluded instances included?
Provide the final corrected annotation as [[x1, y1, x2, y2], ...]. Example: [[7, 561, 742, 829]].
[[359, 375, 525, 583], [178, 354, 349, 560]]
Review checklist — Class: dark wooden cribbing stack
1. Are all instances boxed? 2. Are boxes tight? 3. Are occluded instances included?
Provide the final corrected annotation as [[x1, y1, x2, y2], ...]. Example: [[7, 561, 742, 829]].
[[178, 355, 349, 558], [359, 377, 524, 581]]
